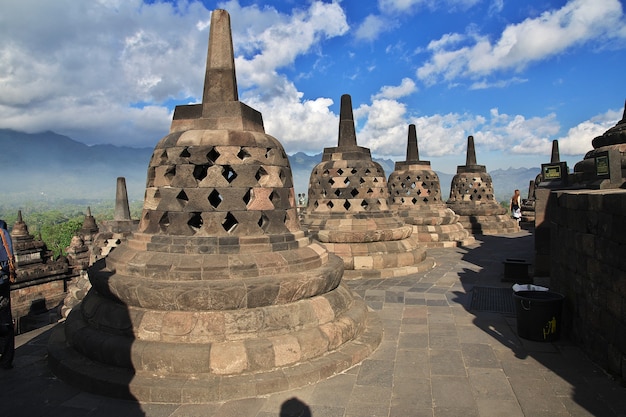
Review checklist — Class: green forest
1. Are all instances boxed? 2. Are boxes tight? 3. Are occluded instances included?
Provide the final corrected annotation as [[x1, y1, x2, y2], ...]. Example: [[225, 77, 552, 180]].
[[0, 200, 143, 257]]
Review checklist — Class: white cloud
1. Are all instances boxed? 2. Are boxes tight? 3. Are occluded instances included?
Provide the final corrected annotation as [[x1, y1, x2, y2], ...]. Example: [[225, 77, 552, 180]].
[[469, 77, 528, 90], [355, 14, 390, 42], [372, 78, 417, 100], [417, 0, 626, 85], [378, 0, 481, 14], [557, 108, 622, 155]]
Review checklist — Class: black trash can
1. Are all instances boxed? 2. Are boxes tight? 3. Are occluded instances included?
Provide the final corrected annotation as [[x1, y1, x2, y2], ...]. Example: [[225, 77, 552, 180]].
[[513, 290, 564, 342]]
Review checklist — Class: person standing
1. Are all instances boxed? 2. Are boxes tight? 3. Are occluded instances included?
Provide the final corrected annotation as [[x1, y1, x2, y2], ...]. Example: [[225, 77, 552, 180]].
[[510, 189, 521, 222], [0, 219, 16, 369]]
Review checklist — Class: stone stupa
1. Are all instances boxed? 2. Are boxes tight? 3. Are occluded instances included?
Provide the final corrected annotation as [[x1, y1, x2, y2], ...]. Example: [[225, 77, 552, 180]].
[[301, 95, 434, 278], [388, 124, 473, 247], [49, 10, 381, 403], [446, 136, 519, 235], [572, 99, 626, 187]]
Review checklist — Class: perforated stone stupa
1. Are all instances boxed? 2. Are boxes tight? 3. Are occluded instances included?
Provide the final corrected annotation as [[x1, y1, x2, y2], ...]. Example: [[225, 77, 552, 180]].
[[48, 10, 381, 403], [388, 125, 473, 247], [302, 95, 434, 278], [446, 136, 519, 235]]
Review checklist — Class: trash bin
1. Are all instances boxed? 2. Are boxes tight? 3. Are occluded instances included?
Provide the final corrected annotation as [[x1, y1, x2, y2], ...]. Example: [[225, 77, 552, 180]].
[[513, 290, 564, 342]]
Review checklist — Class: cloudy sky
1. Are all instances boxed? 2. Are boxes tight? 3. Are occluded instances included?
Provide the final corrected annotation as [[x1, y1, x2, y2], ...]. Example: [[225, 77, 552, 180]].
[[1, 0, 625, 173]]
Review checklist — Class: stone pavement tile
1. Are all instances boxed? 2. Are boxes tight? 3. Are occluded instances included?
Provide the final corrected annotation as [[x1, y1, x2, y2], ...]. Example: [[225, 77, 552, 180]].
[[309, 373, 356, 407], [165, 403, 221, 417], [305, 404, 345, 417], [394, 348, 430, 379], [456, 324, 491, 344], [467, 368, 516, 400], [355, 359, 394, 387], [431, 376, 476, 409], [389, 405, 433, 417], [257, 385, 315, 413], [208, 398, 266, 417], [369, 340, 398, 361], [460, 343, 499, 368], [508, 375, 570, 415], [381, 324, 400, 341], [139, 403, 182, 417], [494, 348, 550, 376], [559, 395, 620, 417], [398, 330, 428, 349], [344, 401, 389, 417], [391, 376, 432, 409], [433, 406, 479, 417], [429, 349, 466, 376], [474, 398, 524, 417], [349, 384, 392, 405]]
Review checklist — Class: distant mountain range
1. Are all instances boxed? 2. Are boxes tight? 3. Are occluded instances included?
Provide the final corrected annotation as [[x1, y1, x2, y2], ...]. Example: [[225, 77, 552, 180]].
[[0, 129, 539, 206]]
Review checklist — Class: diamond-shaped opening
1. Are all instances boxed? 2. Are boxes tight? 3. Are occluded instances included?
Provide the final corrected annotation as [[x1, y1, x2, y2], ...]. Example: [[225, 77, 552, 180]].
[[412, 198, 418, 204], [328, 178, 335, 185], [180, 148, 191, 158], [323, 169, 330, 176], [367, 188, 373, 194], [351, 168, 357, 175], [146, 167, 156, 187], [243, 188, 252, 205], [361, 200, 369, 209], [405, 190, 410, 196], [401, 183, 406, 189], [411, 183, 416, 189], [314, 201, 319, 208], [351, 188, 359, 197], [193, 164, 209, 181], [365, 168, 371, 175], [327, 201, 334, 209], [159, 150, 168, 163], [423, 197, 429, 203], [469, 194, 474, 200], [278, 168, 286, 184], [258, 212, 270, 232], [343, 177, 350, 186], [473, 189, 478, 193], [270, 190, 281, 206], [237, 147, 251, 160], [359, 177, 365, 184], [188, 212, 203, 230], [176, 190, 189, 202], [158, 213, 170, 232], [337, 168, 344, 175], [164, 166, 176, 182], [334, 189, 341, 197], [265, 148, 273, 159], [477, 194, 482, 200], [416, 175, 421, 181], [373, 178, 379, 183], [207, 148, 220, 164], [222, 212, 238, 233], [405, 175, 411, 181], [343, 200, 351, 210], [417, 189, 422, 196], [222, 165, 237, 183], [208, 189, 223, 208], [255, 167, 268, 182]]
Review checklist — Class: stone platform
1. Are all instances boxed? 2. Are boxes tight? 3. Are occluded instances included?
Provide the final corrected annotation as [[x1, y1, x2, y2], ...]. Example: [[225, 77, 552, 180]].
[[6, 229, 626, 416]]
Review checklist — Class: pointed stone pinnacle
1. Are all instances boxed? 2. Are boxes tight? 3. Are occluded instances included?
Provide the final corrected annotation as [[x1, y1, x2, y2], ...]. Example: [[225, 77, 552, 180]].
[[17, 210, 23, 223], [550, 140, 560, 163], [202, 9, 238, 104], [87, 207, 92, 217], [621, 99, 626, 123], [114, 177, 131, 221], [465, 136, 477, 166], [406, 124, 419, 162], [338, 94, 358, 148]]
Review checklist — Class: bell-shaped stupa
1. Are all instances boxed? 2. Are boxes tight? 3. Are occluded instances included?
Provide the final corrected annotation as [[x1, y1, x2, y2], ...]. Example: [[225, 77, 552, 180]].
[[572, 99, 626, 187], [388, 125, 473, 247], [49, 10, 381, 403], [302, 95, 434, 278], [446, 136, 519, 235]]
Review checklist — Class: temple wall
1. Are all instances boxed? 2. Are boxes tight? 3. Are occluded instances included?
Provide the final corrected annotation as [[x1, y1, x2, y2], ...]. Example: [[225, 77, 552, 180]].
[[549, 189, 626, 382]]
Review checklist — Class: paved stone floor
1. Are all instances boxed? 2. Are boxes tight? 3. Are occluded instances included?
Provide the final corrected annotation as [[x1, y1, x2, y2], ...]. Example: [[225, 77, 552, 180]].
[[3, 229, 626, 416]]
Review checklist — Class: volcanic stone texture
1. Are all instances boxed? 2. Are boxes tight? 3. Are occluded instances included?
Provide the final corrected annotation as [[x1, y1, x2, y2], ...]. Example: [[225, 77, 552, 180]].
[[388, 125, 473, 247], [446, 136, 519, 235], [302, 95, 434, 279], [48, 9, 381, 403]]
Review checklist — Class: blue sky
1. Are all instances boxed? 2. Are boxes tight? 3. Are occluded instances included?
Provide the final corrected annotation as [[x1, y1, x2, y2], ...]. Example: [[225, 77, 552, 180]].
[[1, 0, 625, 174]]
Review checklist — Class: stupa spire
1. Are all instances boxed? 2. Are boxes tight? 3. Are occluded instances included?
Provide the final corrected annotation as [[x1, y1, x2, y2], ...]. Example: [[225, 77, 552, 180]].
[[202, 9, 238, 104], [338, 94, 358, 148], [406, 124, 419, 162], [113, 177, 131, 221], [550, 140, 560, 163], [465, 135, 477, 166]]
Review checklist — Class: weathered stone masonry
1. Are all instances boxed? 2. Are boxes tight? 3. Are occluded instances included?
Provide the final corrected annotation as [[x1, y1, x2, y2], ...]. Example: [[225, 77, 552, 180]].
[[550, 189, 626, 383]]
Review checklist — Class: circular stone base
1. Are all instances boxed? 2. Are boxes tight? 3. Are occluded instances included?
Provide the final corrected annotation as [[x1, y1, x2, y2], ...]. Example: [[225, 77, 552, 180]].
[[457, 214, 520, 235], [47, 301, 382, 403]]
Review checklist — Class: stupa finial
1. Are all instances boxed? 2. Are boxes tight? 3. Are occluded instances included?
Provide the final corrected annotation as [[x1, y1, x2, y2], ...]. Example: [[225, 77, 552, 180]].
[[550, 140, 560, 163], [338, 94, 358, 148], [465, 135, 477, 166], [202, 9, 238, 104], [114, 177, 131, 221], [406, 124, 419, 162]]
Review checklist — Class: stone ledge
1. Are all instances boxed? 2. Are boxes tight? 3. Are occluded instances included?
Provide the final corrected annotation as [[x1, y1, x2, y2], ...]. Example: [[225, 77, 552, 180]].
[[47, 308, 382, 403]]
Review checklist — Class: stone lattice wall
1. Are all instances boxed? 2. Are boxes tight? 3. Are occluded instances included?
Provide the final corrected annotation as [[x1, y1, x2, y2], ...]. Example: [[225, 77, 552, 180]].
[[550, 189, 626, 382]]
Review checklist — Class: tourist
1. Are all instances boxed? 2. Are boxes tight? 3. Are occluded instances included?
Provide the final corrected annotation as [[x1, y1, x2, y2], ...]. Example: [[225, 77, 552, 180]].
[[510, 189, 521, 222], [0, 219, 15, 369]]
